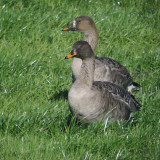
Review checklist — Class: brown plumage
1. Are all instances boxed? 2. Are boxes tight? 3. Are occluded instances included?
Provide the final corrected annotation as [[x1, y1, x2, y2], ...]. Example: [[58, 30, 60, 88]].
[[65, 41, 141, 124], [63, 16, 141, 91]]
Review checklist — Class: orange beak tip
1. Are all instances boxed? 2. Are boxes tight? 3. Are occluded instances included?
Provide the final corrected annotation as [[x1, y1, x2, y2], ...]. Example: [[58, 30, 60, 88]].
[[65, 52, 77, 59], [62, 27, 69, 31]]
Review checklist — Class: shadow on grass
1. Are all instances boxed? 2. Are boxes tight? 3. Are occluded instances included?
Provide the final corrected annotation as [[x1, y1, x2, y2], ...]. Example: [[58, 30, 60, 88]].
[[61, 114, 89, 133], [49, 89, 68, 101]]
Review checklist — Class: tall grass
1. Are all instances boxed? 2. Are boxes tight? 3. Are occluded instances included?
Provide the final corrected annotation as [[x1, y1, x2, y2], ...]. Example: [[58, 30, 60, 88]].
[[0, 0, 160, 159]]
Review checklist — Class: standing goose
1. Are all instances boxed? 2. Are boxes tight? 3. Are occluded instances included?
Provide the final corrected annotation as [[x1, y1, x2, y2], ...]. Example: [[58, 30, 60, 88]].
[[65, 41, 141, 124], [63, 16, 141, 91]]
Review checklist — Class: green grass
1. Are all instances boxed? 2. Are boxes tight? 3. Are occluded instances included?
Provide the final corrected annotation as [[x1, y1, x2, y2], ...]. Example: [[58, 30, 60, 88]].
[[0, 0, 160, 159]]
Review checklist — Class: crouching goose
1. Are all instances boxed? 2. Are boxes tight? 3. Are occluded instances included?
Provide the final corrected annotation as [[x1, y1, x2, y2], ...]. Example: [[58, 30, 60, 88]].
[[63, 16, 141, 91], [65, 41, 141, 124]]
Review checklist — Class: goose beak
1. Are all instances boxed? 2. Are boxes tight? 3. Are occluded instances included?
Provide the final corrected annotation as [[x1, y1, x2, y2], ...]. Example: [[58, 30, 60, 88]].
[[62, 27, 69, 31], [65, 52, 77, 59], [62, 24, 77, 31]]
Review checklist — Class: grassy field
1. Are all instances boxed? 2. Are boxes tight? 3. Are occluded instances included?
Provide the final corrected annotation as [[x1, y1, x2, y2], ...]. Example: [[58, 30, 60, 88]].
[[0, 0, 160, 159]]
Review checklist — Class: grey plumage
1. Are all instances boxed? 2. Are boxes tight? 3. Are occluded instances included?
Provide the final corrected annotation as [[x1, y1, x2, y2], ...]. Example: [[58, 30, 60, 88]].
[[63, 16, 141, 90], [65, 41, 141, 124]]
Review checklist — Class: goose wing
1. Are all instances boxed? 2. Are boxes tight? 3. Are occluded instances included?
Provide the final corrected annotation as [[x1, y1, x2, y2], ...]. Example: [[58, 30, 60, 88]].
[[95, 57, 132, 83], [93, 81, 141, 111]]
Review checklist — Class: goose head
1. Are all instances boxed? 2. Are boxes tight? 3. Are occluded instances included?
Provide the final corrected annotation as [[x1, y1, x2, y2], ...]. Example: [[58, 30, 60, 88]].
[[62, 16, 97, 34], [65, 41, 94, 60]]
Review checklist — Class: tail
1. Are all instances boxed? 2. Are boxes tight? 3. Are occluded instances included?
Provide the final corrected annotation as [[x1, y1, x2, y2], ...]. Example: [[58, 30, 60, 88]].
[[132, 82, 141, 88], [128, 82, 141, 92]]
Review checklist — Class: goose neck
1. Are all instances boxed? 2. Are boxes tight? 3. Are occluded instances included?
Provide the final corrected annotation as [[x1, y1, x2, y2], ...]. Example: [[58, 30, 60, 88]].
[[84, 30, 98, 51], [75, 57, 95, 88]]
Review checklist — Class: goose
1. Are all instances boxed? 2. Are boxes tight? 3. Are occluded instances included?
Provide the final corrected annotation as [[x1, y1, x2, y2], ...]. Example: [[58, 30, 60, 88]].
[[65, 41, 141, 124], [63, 16, 141, 91]]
